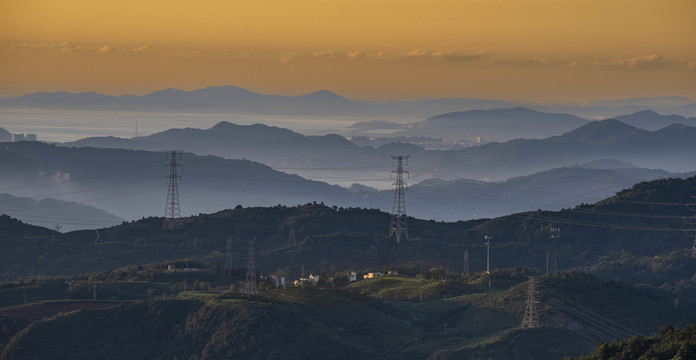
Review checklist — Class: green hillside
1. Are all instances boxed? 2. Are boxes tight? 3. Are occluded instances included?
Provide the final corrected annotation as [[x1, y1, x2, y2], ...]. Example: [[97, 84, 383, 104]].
[[2, 177, 696, 298], [2, 176, 696, 358], [3, 268, 691, 360], [572, 324, 696, 360]]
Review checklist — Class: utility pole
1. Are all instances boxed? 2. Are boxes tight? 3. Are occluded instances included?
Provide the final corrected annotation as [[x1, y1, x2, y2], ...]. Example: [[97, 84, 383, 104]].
[[93, 229, 101, 245], [224, 237, 233, 270], [689, 204, 696, 258], [163, 150, 183, 230], [546, 251, 549, 277], [244, 238, 257, 295], [484, 235, 492, 274], [389, 155, 410, 243], [521, 276, 540, 328], [288, 216, 296, 249], [550, 226, 560, 273], [463, 248, 469, 277]]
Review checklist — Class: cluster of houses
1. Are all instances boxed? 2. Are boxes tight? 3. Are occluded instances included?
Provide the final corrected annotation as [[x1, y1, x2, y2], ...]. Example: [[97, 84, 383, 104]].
[[283, 270, 400, 288]]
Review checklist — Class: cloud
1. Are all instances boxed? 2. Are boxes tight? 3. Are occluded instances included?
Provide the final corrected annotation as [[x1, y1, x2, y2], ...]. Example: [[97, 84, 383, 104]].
[[401, 49, 493, 63], [609, 54, 667, 69], [8, 42, 81, 54], [7, 42, 155, 56], [313, 50, 364, 61], [679, 59, 696, 70], [278, 51, 302, 64], [132, 45, 149, 53], [563, 54, 675, 71], [493, 56, 550, 67], [96, 45, 114, 54]]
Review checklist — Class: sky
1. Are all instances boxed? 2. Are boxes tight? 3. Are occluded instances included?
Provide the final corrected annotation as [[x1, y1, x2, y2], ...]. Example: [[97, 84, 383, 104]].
[[1, 0, 695, 102]]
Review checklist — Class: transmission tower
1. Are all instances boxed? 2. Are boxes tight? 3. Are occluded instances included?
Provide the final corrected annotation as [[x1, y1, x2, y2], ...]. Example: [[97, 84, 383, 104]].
[[163, 150, 183, 230], [484, 235, 492, 274], [288, 216, 296, 249], [389, 155, 410, 243], [522, 276, 541, 328], [550, 226, 560, 273], [244, 237, 258, 295], [224, 237, 233, 269], [691, 233, 696, 258]]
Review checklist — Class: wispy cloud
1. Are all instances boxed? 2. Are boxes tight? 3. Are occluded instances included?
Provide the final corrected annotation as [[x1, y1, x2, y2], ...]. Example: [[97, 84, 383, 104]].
[[401, 49, 494, 63], [679, 58, 696, 70], [277, 51, 302, 64], [313, 50, 364, 61], [96, 45, 114, 54], [7, 42, 151, 55], [567, 54, 674, 71], [609, 54, 666, 69], [131, 45, 149, 53], [278, 49, 493, 64], [8, 42, 81, 54]]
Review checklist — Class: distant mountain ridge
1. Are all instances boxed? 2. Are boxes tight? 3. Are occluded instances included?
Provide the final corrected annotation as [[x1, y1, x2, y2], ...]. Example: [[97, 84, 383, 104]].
[[2, 86, 695, 118], [0, 141, 350, 223], [413, 107, 589, 141], [0, 193, 124, 232], [0, 85, 518, 117], [62, 116, 696, 181], [612, 110, 696, 130]]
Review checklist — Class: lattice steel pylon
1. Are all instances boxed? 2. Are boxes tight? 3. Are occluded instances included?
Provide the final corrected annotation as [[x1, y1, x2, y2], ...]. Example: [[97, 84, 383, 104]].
[[522, 276, 541, 328], [244, 237, 258, 295], [163, 150, 183, 230], [389, 155, 410, 243], [288, 216, 296, 249]]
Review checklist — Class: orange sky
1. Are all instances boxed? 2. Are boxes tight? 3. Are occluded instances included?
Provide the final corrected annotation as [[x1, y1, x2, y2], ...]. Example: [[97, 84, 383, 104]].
[[1, 0, 695, 102]]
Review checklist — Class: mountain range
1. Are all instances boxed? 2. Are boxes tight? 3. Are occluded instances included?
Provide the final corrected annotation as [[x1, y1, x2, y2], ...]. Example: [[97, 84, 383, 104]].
[[0, 193, 123, 232], [0, 141, 349, 222], [0, 140, 687, 228], [2, 110, 696, 228], [58, 111, 696, 181], [405, 107, 589, 142], [0, 85, 515, 118], [2, 85, 695, 118]]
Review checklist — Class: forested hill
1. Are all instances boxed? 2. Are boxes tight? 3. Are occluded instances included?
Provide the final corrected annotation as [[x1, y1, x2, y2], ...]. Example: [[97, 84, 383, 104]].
[[572, 324, 696, 360], [1, 176, 696, 298]]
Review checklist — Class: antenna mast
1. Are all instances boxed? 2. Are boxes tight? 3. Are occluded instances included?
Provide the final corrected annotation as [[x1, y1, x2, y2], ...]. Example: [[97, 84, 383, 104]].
[[389, 155, 410, 243], [484, 235, 492, 274], [550, 226, 560, 273]]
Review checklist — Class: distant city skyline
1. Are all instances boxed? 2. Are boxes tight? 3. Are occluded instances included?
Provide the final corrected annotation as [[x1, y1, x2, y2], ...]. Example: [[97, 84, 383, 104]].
[[1, 0, 695, 102]]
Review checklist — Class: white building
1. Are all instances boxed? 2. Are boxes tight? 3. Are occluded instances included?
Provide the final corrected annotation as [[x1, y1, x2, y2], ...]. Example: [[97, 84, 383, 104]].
[[12, 133, 37, 142]]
